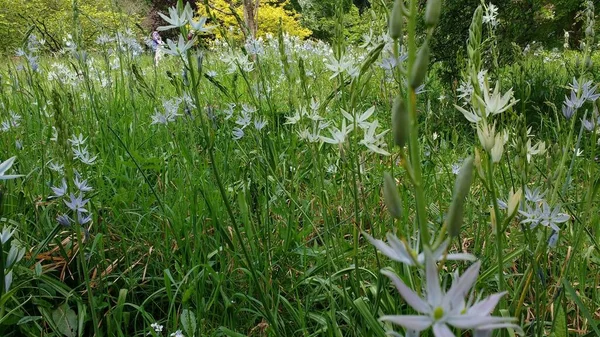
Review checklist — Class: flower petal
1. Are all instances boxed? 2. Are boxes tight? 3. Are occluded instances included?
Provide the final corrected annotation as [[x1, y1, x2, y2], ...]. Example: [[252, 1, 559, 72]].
[[446, 315, 516, 329], [381, 270, 430, 313], [467, 292, 506, 316], [425, 248, 442, 306], [432, 323, 455, 337], [445, 253, 477, 262], [431, 239, 449, 260], [0, 156, 16, 175], [365, 234, 412, 264], [443, 261, 480, 309], [379, 315, 432, 331]]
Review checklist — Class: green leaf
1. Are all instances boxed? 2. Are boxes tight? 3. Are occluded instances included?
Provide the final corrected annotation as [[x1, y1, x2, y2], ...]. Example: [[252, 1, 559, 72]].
[[181, 309, 196, 337], [51, 303, 77, 337], [552, 304, 567, 337]]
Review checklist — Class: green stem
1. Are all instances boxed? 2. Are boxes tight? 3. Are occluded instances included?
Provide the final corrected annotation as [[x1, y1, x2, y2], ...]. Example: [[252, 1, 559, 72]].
[[486, 156, 504, 294], [405, 0, 430, 246]]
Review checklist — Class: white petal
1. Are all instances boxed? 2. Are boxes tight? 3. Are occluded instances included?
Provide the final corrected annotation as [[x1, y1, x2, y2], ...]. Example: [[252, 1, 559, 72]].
[[365, 234, 412, 264], [446, 315, 516, 329], [381, 270, 430, 313], [379, 315, 432, 331], [443, 261, 480, 309], [425, 248, 442, 306], [473, 323, 523, 334], [467, 292, 506, 316], [445, 253, 477, 262], [386, 234, 415, 265], [432, 323, 455, 337], [0, 175, 24, 180], [0, 156, 16, 175], [431, 240, 449, 260]]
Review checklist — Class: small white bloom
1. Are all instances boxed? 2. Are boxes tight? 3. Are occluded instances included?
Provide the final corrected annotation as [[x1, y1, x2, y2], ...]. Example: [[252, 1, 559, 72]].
[[0, 227, 15, 244], [254, 118, 267, 131], [476, 81, 518, 116], [170, 330, 185, 337], [342, 106, 376, 129], [151, 322, 164, 333], [51, 178, 68, 197], [232, 127, 244, 140]]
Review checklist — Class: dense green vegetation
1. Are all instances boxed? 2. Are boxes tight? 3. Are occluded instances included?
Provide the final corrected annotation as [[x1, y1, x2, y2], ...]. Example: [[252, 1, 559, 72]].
[[0, 0, 599, 337]]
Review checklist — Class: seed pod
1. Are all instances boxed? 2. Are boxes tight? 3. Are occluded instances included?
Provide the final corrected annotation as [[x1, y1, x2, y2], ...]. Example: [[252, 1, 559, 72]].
[[389, 0, 404, 40], [447, 156, 474, 237], [425, 0, 442, 28], [410, 42, 430, 89], [383, 172, 403, 219], [391, 96, 409, 148]]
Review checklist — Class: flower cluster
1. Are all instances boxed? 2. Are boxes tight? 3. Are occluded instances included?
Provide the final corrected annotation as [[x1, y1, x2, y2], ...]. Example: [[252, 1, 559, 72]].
[[518, 187, 569, 245], [286, 103, 391, 156], [69, 133, 98, 165], [562, 78, 599, 120], [52, 173, 94, 229]]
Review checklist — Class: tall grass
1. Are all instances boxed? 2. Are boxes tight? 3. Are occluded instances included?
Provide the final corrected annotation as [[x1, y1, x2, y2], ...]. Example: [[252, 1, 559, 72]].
[[0, 1, 599, 336]]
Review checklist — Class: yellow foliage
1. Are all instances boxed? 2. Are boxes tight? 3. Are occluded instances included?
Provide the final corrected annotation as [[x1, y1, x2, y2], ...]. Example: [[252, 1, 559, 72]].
[[198, 0, 311, 39]]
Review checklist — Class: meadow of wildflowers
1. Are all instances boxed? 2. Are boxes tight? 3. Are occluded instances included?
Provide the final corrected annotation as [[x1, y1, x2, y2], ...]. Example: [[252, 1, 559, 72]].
[[0, 0, 599, 336]]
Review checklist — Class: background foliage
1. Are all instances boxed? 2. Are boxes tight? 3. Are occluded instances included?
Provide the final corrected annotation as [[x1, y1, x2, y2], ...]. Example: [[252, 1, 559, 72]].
[[0, 0, 142, 54]]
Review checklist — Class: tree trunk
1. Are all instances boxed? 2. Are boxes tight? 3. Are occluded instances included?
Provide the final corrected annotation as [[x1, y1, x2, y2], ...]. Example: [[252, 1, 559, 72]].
[[242, 0, 260, 38]]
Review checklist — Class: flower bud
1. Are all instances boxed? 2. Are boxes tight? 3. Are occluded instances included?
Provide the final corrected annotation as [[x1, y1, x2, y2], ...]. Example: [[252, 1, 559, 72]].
[[383, 172, 403, 219], [477, 122, 496, 152], [425, 0, 442, 28], [491, 132, 506, 163], [507, 188, 522, 220], [410, 42, 430, 89], [585, 55, 593, 70], [389, 0, 404, 40], [391, 96, 409, 148], [447, 156, 474, 237]]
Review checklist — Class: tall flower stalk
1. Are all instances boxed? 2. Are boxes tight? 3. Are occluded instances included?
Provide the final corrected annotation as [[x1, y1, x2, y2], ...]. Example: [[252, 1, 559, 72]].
[[367, 1, 522, 336]]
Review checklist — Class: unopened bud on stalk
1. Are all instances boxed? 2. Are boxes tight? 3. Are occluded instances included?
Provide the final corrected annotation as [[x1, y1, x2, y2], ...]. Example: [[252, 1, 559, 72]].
[[477, 122, 496, 152], [585, 55, 593, 70], [383, 172, 403, 219], [391, 96, 409, 148], [491, 132, 506, 163], [410, 42, 430, 89], [507, 188, 522, 220], [447, 156, 474, 237], [389, 0, 404, 40], [425, 0, 442, 28]]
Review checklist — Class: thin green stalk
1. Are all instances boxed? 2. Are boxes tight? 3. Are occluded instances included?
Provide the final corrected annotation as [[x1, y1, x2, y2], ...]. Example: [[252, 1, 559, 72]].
[[486, 156, 504, 295], [405, 0, 430, 246]]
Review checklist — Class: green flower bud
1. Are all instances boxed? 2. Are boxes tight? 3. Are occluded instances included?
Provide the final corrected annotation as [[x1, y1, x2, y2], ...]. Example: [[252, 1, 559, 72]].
[[425, 0, 442, 28], [389, 0, 404, 40], [410, 42, 430, 89], [447, 156, 474, 237], [383, 172, 403, 219], [585, 55, 593, 70], [391, 96, 409, 148]]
